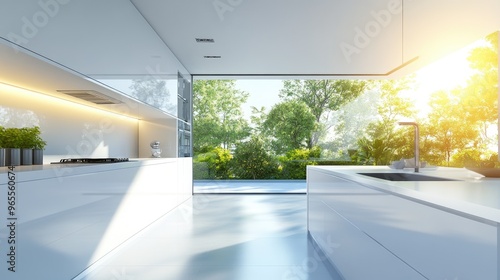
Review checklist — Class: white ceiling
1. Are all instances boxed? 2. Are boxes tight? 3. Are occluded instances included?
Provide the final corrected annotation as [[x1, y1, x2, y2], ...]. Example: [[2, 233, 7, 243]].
[[131, 0, 405, 76], [131, 0, 500, 77]]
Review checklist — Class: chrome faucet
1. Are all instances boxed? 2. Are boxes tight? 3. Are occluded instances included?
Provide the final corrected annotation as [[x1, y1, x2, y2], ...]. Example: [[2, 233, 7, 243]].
[[398, 122, 419, 172]]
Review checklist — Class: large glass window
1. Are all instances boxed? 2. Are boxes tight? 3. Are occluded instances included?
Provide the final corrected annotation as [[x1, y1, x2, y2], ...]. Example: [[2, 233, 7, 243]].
[[192, 32, 499, 193]]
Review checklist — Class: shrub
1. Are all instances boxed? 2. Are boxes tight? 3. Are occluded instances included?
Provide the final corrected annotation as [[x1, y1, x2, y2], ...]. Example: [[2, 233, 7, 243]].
[[279, 147, 321, 179], [313, 160, 355, 166], [231, 137, 278, 179], [193, 161, 214, 179], [194, 147, 232, 179], [451, 150, 498, 168]]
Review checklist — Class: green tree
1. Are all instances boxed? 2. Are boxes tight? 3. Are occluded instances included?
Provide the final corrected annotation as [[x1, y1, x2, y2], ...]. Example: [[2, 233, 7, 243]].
[[422, 90, 479, 166], [262, 100, 316, 155], [231, 137, 278, 179], [249, 106, 268, 138], [460, 32, 498, 150], [355, 78, 416, 165], [193, 80, 251, 152], [323, 90, 380, 159], [280, 79, 369, 146], [422, 32, 498, 166], [248, 106, 274, 152]]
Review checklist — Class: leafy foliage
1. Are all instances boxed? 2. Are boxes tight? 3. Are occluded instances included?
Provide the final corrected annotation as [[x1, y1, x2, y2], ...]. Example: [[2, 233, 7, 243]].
[[280, 79, 369, 146], [231, 137, 278, 179], [421, 32, 498, 166], [193, 80, 250, 152], [353, 78, 416, 165], [279, 147, 321, 179], [460, 32, 498, 149], [1, 126, 46, 149], [421, 90, 479, 166], [0, 126, 5, 148], [194, 147, 233, 179], [262, 100, 316, 155], [449, 149, 484, 168], [322, 90, 380, 159]]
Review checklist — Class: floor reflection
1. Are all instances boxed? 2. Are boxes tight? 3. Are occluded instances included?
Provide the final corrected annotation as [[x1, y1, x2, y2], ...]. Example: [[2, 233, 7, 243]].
[[78, 194, 342, 280]]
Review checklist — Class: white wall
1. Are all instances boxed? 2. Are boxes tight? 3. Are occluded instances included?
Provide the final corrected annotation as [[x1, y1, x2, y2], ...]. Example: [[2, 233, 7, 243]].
[[0, 83, 138, 163], [138, 119, 178, 158]]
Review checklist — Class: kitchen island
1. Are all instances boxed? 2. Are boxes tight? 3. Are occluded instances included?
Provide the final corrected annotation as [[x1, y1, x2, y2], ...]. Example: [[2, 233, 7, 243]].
[[307, 165, 500, 280], [0, 158, 192, 279]]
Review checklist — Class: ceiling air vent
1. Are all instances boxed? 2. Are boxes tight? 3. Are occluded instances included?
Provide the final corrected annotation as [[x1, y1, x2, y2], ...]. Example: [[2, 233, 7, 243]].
[[195, 38, 215, 43], [56, 90, 122, 105], [203, 55, 221, 59]]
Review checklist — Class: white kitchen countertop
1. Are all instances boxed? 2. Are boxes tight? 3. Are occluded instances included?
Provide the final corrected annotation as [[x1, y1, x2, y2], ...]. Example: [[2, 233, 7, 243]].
[[308, 166, 500, 224], [0, 158, 178, 183]]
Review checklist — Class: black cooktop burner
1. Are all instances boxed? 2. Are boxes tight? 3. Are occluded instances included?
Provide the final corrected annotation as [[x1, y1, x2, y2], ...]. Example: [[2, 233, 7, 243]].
[[56, 158, 129, 164]]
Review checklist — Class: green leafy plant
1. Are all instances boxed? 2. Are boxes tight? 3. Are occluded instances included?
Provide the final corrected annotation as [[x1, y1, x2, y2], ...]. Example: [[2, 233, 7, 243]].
[[0, 126, 5, 148], [231, 137, 278, 179], [279, 147, 320, 179], [194, 147, 233, 179], [26, 126, 47, 150], [3, 128, 23, 148], [2, 126, 46, 149]]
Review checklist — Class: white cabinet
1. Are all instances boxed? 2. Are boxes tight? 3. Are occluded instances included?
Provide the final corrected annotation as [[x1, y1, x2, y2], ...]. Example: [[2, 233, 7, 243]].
[[309, 196, 426, 280], [308, 168, 498, 280], [0, 158, 192, 280]]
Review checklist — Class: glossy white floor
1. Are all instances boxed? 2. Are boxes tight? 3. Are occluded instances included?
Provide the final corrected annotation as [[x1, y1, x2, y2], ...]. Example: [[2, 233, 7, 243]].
[[76, 194, 342, 280]]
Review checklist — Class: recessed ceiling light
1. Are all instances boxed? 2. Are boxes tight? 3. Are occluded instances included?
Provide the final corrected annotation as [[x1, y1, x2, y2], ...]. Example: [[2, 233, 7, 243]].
[[196, 38, 215, 43], [203, 55, 221, 59]]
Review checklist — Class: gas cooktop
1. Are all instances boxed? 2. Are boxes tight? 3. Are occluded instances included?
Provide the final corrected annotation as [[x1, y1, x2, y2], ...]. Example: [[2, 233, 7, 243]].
[[53, 158, 130, 164]]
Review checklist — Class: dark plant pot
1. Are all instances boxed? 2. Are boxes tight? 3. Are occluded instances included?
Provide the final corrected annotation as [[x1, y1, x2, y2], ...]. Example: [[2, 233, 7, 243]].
[[33, 149, 44, 165], [6, 148, 21, 166], [0, 148, 5, 167], [22, 148, 33, 165]]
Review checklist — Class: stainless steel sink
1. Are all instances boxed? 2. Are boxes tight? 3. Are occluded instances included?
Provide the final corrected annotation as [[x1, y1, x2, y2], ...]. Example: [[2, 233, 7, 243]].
[[358, 172, 458, 181]]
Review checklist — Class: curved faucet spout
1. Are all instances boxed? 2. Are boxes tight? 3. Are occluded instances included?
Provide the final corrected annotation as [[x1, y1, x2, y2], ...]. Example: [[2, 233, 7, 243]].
[[398, 122, 419, 172]]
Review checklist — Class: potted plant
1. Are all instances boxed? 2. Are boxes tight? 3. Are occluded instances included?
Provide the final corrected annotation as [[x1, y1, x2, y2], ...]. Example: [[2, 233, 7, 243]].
[[3, 127, 22, 166], [19, 127, 35, 165], [30, 126, 47, 165], [19, 126, 46, 165], [1, 126, 47, 166], [0, 126, 5, 167]]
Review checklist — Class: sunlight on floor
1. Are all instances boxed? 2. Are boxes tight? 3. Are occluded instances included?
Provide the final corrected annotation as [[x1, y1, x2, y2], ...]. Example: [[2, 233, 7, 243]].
[[76, 195, 342, 280]]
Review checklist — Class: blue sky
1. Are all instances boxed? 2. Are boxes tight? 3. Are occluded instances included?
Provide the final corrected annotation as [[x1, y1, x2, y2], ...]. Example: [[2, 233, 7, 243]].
[[235, 79, 283, 120]]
